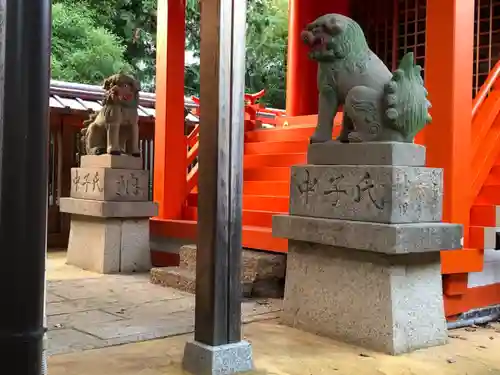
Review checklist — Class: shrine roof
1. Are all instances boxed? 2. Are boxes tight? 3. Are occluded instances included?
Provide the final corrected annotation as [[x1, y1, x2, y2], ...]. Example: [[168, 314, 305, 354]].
[[49, 80, 198, 119]]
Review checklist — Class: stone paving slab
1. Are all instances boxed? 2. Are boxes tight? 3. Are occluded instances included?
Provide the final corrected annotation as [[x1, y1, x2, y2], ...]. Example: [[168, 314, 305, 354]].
[[48, 329, 105, 356], [48, 320, 500, 375], [75, 310, 196, 341], [46, 271, 282, 356], [48, 310, 124, 330], [101, 297, 195, 319]]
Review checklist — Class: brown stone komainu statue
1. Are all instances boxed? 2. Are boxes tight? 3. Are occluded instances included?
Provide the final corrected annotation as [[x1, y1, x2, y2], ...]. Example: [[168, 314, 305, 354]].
[[80, 73, 141, 157], [301, 14, 432, 143]]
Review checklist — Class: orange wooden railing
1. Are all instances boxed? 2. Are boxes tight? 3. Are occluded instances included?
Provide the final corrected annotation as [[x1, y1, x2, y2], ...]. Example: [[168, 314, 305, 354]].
[[184, 90, 285, 199], [472, 60, 500, 117], [470, 60, 500, 201], [186, 124, 199, 194]]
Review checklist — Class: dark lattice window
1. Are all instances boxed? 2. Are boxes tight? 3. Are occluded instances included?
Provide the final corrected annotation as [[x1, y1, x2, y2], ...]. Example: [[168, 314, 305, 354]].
[[352, 0, 396, 70]]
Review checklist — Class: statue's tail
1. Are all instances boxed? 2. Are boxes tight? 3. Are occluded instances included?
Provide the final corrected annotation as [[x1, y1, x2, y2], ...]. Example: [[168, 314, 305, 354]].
[[79, 111, 96, 156], [383, 52, 432, 141], [82, 112, 97, 128]]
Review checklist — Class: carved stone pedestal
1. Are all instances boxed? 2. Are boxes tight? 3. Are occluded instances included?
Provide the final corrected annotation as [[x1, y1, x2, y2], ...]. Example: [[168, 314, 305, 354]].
[[60, 155, 157, 274], [273, 142, 463, 355]]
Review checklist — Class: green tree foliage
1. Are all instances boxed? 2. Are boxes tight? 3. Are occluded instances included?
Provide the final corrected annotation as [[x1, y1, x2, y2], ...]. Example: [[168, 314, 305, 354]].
[[52, 0, 288, 107], [185, 0, 288, 108], [245, 0, 288, 109], [51, 2, 132, 84], [53, 0, 157, 90]]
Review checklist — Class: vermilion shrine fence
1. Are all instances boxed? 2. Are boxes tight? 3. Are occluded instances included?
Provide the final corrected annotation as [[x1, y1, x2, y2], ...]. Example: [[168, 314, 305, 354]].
[[47, 81, 283, 248]]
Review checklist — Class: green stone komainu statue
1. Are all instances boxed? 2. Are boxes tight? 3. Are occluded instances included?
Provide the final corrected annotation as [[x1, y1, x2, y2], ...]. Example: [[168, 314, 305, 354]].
[[301, 14, 432, 143]]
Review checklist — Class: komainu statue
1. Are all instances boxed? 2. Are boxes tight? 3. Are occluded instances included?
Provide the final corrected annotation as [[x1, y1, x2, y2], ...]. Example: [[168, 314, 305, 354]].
[[80, 73, 141, 156], [301, 14, 432, 143]]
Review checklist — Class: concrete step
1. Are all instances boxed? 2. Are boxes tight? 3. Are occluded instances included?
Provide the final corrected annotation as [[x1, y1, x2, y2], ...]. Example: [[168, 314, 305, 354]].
[[178, 245, 286, 278], [150, 267, 197, 294], [150, 266, 259, 297], [152, 245, 286, 298]]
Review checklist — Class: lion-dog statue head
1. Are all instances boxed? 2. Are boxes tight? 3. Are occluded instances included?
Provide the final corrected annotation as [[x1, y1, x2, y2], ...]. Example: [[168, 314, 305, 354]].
[[301, 14, 369, 64], [102, 73, 141, 107]]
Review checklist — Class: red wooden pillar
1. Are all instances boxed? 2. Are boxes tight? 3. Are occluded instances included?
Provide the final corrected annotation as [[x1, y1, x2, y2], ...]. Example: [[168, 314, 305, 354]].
[[154, 0, 187, 220], [286, 0, 350, 116], [423, 0, 475, 316]]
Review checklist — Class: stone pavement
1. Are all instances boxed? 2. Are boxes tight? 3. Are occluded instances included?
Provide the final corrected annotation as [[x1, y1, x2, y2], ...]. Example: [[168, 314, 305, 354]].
[[48, 319, 500, 375], [46, 252, 281, 355]]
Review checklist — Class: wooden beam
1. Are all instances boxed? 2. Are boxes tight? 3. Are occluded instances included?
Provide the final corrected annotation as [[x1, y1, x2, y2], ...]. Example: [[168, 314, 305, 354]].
[[194, 0, 247, 346]]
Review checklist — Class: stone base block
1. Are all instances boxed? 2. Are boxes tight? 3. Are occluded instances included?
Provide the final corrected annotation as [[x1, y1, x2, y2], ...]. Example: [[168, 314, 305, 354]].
[[80, 154, 143, 170], [273, 215, 462, 254], [66, 215, 151, 274], [60, 197, 158, 218], [307, 141, 426, 166], [289, 164, 443, 223], [282, 240, 448, 354], [182, 340, 253, 375]]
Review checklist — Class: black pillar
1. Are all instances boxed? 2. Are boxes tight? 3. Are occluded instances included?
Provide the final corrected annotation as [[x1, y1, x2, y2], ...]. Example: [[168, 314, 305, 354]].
[[0, 0, 51, 373], [194, 0, 247, 346]]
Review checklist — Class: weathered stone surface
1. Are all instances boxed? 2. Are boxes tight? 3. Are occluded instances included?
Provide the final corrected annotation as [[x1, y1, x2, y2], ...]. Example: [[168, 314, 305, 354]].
[[66, 216, 151, 274], [307, 141, 426, 166], [120, 219, 152, 273], [47, 328, 103, 356], [281, 240, 448, 355], [178, 244, 197, 272], [242, 249, 286, 284], [150, 267, 197, 294], [178, 244, 286, 281], [165, 245, 286, 297], [289, 165, 442, 223], [183, 340, 254, 375], [70, 167, 149, 201], [272, 215, 462, 254], [66, 216, 120, 274], [150, 267, 256, 297], [80, 154, 143, 170], [48, 310, 123, 330], [60, 198, 158, 218]]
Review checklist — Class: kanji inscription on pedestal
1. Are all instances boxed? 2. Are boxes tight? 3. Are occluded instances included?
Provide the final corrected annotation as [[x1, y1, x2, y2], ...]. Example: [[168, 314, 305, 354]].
[[70, 167, 149, 202]]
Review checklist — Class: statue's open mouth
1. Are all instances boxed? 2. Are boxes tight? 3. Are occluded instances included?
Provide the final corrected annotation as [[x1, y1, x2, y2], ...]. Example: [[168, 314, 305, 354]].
[[311, 37, 326, 51], [301, 30, 326, 51], [120, 93, 133, 101]]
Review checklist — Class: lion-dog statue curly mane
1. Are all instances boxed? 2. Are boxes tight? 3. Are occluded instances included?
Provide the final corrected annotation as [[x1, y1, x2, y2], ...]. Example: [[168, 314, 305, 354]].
[[80, 73, 141, 157], [301, 14, 432, 143]]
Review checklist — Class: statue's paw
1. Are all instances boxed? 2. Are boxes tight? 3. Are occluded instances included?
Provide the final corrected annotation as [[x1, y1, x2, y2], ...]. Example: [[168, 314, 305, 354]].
[[131, 152, 141, 158], [336, 135, 351, 143], [309, 133, 331, 144]]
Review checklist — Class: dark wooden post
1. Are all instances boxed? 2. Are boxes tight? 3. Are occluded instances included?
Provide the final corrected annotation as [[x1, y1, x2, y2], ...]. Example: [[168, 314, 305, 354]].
[[182, 0, 253, 373], [0, 0, 51, 373]]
